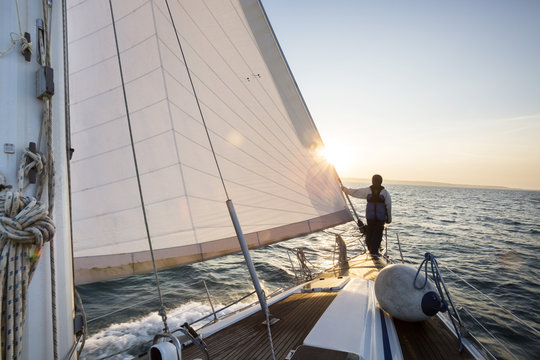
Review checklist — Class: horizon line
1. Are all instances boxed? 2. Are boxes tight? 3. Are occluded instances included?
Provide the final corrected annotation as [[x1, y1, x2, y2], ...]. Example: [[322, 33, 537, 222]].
[[341, 177, 539, 192]]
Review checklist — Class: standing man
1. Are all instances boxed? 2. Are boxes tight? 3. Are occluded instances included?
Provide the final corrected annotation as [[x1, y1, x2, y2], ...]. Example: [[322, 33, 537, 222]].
[[341, 174, 392, 256]]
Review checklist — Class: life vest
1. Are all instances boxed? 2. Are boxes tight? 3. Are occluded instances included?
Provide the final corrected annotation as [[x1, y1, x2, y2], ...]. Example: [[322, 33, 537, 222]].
[[366, 186, 387, 221]]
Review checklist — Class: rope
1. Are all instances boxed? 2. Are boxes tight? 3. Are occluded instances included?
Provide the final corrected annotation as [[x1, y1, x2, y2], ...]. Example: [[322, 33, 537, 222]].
[[0, 33, 32, 58], [0, 97, 56, 360], [36, 1, 59, 357], [74, 290, 87, 358], [414, 252, 463, 351], [0, 0, 33, 58], [0, 190, 55, 359]]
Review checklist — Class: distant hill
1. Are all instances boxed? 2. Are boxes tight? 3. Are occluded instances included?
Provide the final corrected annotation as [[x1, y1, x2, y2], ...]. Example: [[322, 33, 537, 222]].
[[342, 178, 513, 190]]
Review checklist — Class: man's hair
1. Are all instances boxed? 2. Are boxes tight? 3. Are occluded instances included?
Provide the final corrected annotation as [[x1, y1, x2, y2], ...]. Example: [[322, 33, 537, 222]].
[[372, 174, 383, 186]]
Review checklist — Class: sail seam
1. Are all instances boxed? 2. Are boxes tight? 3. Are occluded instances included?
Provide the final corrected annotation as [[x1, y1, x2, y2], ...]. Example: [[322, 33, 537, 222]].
[[71, 154, 336, 216], [69, 33, 155, 75], [255, 0, 325, 143], [152, 1, 312, 172], [149, 0, 200, 246], [162, 0, 229, 199], [161, 68, 311, 177], [70, 65, 162, 106], [72, 192, 323, 224], [68, 0, 149, 44], [71, 128, 171, 163], [182, 0, 312, 167], [71, 97, 166, 135], [151, 13, 312, 175]]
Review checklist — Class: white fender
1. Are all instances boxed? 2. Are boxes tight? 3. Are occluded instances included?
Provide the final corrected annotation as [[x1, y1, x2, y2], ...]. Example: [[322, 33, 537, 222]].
[[375, 264, 443, 322], [149, 342, 181, 360]]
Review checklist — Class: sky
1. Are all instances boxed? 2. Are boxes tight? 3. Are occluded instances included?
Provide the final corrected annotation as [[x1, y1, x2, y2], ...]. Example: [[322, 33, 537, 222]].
[[262, 0, 540, 190]]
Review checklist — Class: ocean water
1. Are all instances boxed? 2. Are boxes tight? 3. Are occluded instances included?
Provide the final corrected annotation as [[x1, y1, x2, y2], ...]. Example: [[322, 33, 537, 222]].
[[77, 183, 540, 359]]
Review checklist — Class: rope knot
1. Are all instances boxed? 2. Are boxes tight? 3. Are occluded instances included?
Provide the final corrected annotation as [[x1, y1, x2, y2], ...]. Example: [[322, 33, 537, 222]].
[[19, 35, 33, 57], [16, 147, 45, 194], [0, 191, 55, 250]]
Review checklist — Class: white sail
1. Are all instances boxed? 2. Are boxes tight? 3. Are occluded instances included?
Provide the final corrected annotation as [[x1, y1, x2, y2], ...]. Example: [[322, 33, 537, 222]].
[[68, 0, 351, 284]]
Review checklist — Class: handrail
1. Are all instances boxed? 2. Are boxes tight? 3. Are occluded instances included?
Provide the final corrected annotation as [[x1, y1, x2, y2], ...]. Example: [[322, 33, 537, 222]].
[[396, 233, 404, 263], [203, 280, 218, 323], [183, 290, 257, 329], [87, 291, 173, 324], [92, 289, 257, 360]]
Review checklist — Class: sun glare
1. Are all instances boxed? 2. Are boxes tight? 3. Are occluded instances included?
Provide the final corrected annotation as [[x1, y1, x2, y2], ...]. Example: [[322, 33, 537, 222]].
[[317, 142, 352, 174]]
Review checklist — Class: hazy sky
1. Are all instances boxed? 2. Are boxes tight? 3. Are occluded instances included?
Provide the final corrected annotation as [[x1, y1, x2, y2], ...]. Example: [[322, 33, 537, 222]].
[[263, 0, 540, 190]]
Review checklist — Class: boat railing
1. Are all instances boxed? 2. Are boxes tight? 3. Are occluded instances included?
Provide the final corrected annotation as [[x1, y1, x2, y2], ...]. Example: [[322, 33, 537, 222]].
[[385, 233, 536, 360], [286, 231, 367, 283], [77, 284, 259, 359], [382, 229, 404, 264]]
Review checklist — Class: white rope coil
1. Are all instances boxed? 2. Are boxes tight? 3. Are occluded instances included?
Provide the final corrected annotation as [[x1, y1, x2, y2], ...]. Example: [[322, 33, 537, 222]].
[[0, 123, 53, 360], [0, 192, 55, 247], [0, 190, 55, 359]]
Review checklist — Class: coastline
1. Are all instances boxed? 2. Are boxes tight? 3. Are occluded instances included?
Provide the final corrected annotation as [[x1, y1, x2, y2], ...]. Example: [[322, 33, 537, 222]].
[[341, 178, 536, 191]]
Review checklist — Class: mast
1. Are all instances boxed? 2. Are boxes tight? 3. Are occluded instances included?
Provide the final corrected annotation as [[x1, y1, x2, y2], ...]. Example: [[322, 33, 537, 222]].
[[0, 1, 75, 359]]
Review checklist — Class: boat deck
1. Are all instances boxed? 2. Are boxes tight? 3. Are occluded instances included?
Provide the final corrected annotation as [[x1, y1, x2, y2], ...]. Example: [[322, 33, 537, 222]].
[[182, 292, 338, 359], [394, 316, 474, 359], [179, 254, 476, 359]]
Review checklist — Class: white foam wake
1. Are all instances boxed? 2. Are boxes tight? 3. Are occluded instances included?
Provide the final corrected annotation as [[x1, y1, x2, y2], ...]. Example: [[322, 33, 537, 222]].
[[81, 300, 249, 360]]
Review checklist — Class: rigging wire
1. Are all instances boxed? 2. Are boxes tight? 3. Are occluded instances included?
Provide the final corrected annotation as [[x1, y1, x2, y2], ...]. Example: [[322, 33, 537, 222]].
[[162, 0, 228, 199], [153, 2, 313, 173], [107, 0, 170, 334], [162, 1, 276, 357], [333, 168, 367, 235], [442, 265, 540, 337], [460, 307, 519, 360], [414, 252, 463, 352]]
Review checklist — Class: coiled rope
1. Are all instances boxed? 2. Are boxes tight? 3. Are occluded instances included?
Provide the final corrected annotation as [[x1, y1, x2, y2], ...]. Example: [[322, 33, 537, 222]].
[[0, 149, 55, 359], [414, 252, 463, 352]]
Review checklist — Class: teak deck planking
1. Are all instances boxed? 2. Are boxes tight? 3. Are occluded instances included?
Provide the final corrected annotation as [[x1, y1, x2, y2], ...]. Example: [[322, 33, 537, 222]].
[[176, 255, 478, 360]]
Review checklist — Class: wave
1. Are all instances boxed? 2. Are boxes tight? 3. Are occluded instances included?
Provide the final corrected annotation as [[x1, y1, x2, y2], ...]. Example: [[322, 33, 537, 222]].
[[81, 300, 249, 360]]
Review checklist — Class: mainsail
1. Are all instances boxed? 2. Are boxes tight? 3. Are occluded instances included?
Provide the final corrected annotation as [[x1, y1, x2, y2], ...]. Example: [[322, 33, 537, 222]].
[[68, 0, 352, 284]]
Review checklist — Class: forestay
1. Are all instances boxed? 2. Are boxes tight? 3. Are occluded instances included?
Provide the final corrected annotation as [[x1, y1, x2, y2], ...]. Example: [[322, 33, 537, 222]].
[[68, 0, 351, 284]]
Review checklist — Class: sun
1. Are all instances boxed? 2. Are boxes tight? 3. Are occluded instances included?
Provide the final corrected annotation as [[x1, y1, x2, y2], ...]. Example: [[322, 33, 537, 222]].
[[316, 141, 352, 174]]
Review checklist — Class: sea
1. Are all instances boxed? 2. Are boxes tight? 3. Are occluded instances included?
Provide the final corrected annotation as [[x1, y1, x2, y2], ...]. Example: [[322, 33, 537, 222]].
[[77, 182, 540, 360]]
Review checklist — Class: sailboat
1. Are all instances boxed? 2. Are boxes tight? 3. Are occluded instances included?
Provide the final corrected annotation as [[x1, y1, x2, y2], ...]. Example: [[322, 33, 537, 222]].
[[0, 0, 510, 359]]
